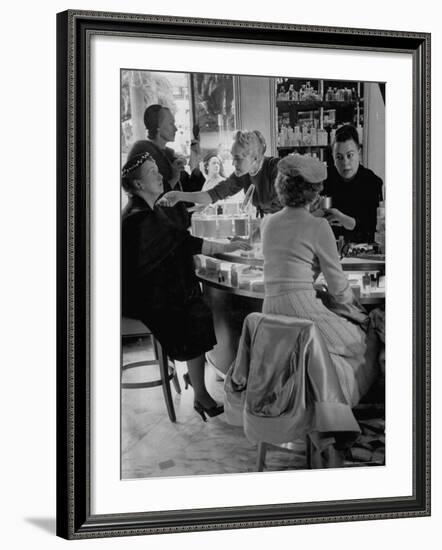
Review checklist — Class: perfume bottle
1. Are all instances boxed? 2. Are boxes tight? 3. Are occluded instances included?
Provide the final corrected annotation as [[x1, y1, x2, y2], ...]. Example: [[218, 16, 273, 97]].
[[362, 272, 371, 294], [231, 265, 239, 287]]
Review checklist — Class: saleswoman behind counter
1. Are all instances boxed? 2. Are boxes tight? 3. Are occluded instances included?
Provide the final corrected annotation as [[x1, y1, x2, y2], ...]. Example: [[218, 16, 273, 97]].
[[159, 130, 281, 215], [319, 124, 383, 244]]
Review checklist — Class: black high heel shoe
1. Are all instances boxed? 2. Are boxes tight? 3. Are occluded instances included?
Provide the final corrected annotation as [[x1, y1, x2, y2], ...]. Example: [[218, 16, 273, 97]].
[[183, 372, 192, 390], [194, 400, 224, 422]]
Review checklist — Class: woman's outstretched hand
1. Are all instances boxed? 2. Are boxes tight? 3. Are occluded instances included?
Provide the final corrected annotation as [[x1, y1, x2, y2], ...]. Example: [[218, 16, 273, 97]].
[[157, 191, 183, 207], [224, 237, 252, 253]]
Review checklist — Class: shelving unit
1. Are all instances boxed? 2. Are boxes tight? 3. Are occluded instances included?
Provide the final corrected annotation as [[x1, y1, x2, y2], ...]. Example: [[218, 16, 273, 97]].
[[275, 78, 364, 161]]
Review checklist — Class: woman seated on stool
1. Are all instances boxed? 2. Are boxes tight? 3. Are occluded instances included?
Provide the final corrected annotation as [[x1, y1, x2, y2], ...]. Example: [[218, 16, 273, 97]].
[[121, 151, 251, 421], [261, 154, 379, 465]]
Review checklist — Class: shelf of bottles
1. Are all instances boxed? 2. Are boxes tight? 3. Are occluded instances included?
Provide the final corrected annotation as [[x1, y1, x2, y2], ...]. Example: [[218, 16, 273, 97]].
[[275, 78, 364, 159]]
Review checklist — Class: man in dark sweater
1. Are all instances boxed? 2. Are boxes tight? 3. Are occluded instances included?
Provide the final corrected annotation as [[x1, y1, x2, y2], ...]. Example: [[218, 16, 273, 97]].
[[321, 124, 383, 243], [158, 130, 281, 216]]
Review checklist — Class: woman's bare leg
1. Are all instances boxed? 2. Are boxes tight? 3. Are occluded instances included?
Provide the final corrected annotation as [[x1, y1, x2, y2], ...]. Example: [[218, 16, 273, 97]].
[[186, 354, 218, 408]]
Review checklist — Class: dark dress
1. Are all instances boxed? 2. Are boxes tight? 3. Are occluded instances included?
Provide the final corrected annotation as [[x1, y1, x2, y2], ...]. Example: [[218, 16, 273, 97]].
[[323, 164, 383, 243], [181, 167, 205, 193], [122, 195, 217, 361]]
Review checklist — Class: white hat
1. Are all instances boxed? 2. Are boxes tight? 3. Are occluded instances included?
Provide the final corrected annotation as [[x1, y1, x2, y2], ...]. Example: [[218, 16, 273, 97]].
[[278, 154, 327, 183]]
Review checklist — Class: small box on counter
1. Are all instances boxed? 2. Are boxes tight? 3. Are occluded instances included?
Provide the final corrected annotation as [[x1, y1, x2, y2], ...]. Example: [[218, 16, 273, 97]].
[[237, 266, 263, 290], [205, 258, 222, 272], [250, 280, 265, 293]]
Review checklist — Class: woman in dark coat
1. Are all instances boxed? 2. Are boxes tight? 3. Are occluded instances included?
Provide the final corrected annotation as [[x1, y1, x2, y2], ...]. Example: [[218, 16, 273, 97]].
[[121, 151, 250, 420]]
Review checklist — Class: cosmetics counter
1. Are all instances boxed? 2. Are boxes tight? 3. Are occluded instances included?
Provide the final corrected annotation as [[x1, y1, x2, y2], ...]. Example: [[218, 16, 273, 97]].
[[193, 244, 385, 377]]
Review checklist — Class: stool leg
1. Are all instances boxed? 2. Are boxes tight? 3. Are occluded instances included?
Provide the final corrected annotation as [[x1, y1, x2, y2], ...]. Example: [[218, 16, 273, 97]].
[[156, 340, 176, 423], [305, 435, 313, 468], [152, 337, 159, 360], [307, 434, 325, 469], [172, 368, 181, 394], [306, 434, 343, 469], [150, 334, 159, 361], [256, 442, 267, 472]]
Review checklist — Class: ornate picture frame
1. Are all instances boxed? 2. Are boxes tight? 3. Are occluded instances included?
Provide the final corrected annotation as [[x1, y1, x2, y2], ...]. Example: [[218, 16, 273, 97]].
[[56, 9, 430, 539]]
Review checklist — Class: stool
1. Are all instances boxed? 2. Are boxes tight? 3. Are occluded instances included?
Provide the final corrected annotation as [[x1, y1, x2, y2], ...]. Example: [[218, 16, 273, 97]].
[[256, 440, 309, 472], [122, 317, 181, 423], [256, 405, 386, 470]]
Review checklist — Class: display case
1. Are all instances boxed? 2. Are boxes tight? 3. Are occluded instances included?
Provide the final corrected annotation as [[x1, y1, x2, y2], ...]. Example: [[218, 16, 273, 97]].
[[275, 77, 364, 162]]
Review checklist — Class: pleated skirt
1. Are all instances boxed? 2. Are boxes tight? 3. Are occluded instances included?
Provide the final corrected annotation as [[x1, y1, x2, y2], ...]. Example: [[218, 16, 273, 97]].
[[263, 289, 379, 406]]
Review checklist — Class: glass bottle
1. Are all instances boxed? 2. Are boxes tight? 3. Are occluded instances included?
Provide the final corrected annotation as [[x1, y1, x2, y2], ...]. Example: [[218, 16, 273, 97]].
[[231, 264, 239, 287], [362, 272, 371, 294]]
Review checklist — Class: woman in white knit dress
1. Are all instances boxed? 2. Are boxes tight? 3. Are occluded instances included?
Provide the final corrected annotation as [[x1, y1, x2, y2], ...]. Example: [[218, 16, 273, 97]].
[[261, 154, 379, 408]]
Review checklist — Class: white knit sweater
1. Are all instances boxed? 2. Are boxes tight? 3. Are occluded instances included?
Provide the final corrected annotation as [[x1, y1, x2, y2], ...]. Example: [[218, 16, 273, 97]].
[[261, 206, 352, 303]]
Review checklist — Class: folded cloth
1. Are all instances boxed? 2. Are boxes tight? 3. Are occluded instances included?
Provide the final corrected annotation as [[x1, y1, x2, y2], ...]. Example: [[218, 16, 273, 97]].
[[224, 312, 360, 447]]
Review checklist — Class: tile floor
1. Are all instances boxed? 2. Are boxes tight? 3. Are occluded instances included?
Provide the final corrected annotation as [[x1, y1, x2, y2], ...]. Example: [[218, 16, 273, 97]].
[[121, 336, 385, 480], [121, 337, 307, 479]]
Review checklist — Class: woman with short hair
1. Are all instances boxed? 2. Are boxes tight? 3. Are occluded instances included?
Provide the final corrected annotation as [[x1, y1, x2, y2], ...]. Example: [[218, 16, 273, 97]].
[[128, 104, 187, 192], [159, 130, 282, 215]]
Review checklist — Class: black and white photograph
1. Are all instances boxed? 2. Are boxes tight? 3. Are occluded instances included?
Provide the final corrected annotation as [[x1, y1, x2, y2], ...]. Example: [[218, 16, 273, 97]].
[[53, 7, 431, 540], [3, 0, 441, 546], [120, 69, 386, 480]]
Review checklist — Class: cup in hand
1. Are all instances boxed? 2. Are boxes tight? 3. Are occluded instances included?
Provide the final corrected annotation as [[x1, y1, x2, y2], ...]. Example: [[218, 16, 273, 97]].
[[320, 196, 332, 209]]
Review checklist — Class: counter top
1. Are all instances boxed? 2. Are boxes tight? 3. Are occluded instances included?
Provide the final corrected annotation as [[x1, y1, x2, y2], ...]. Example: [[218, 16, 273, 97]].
[[212, 251, 385, 272], [197, 271, 385, 305]]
